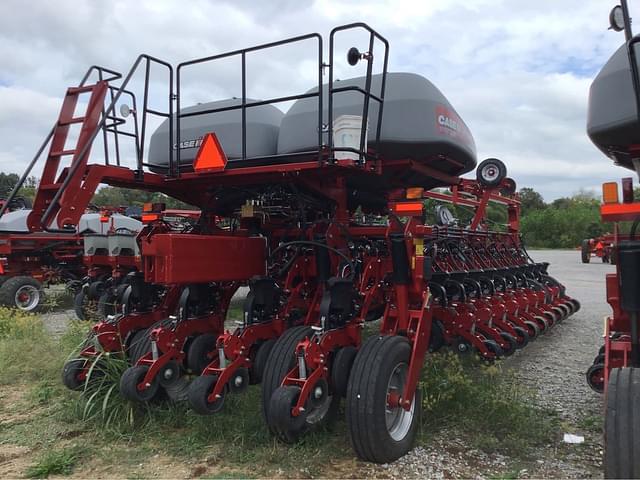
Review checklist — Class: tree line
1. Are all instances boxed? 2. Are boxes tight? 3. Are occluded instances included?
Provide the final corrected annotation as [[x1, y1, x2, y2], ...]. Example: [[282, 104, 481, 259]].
[[0, 172, 610, 248]]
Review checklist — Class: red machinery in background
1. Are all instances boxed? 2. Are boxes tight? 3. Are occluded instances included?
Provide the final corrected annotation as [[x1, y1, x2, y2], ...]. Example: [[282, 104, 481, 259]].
[[581, 235, 615, 263]]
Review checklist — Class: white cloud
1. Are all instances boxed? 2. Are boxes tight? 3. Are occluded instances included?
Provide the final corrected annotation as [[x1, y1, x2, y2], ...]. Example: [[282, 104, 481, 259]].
[[0, 0, 634, 199]]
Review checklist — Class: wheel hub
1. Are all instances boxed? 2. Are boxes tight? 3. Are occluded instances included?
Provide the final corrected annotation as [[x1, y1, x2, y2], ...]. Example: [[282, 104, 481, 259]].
[[14, 285, 40, 311], [385, 362, 415, 442]]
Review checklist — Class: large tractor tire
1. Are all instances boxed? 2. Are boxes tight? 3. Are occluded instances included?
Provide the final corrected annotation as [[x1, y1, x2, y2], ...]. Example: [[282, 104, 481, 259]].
[[346, 335, 421, 463], [605, 367, 640, 478], [581, 239, 591, 264], [0, 276, 45, 312]]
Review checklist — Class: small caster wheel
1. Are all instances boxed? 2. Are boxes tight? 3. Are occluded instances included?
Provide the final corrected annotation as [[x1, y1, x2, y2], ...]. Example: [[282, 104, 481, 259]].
[[586, 363, 605, 393], [476, 158, 507, 187]]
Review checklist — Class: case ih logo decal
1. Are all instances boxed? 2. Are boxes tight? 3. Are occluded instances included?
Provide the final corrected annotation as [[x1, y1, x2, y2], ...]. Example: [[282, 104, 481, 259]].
[[173, 137, 203, 150], [435, 105, 473, 146]]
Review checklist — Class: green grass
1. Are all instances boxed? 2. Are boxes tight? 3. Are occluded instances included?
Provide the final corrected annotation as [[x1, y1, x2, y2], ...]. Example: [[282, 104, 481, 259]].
[[25, 446, 83, 478], [419, 352, 559, 457], [0, 308, 563, 477]]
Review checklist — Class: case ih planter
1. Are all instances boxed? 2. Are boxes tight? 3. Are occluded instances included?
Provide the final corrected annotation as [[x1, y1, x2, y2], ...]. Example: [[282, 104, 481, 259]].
[[586, 2, 640, 477], [9, 24, 577, 463]]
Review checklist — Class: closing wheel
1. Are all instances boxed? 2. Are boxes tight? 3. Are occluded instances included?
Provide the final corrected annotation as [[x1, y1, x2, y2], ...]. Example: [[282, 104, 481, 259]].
[[87, 280, 106, 300], [512, 326, 529, 348], [62, 359, 88, 391], [186, 333, 217, 374], [454, 338, 472, 355], [586, 363, 604, 393], [0, 276, 45, 312], [187, 374, 226, 415], [120, 365, 159, 403], [476, 158, 507, 187], [158, 360, 182, 387], [605, 368, 640, 478], [261, 326, 313, 432], [346, 335, 421, 464], [126, 328, 152, 365], [524, 320, 541, 339], [499, 332, 518, 356]]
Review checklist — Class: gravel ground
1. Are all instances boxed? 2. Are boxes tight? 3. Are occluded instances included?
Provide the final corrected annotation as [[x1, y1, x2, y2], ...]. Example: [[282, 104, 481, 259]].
[[365, 249, 612, 479], [40, 251, 611, 478]]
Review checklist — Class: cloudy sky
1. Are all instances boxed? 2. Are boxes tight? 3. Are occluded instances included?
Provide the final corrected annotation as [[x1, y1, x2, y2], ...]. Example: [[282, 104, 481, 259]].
[[0, 0, 634, 200]]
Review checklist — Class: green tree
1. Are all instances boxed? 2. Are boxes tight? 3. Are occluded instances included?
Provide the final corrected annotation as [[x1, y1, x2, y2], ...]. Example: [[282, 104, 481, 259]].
[[518, 187, 545, 213]]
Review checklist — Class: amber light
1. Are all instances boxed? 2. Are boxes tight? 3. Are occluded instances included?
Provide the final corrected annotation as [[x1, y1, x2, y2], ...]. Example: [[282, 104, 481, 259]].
[[602, 182, 619, 204], [406, 187, 424, 200], [141, 213, 160, 223]]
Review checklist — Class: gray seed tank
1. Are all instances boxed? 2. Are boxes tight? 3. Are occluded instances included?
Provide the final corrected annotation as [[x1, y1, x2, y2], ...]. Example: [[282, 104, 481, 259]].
[[588, 44, 640, 169], [147, 72, 477, 180]]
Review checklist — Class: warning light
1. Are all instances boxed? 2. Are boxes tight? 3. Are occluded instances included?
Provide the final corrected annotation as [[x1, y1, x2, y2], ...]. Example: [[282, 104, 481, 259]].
[[602, 182, 619, 204], [406, 187, 424, 200], [142, 213, 160, 223], [193, 133, 227, 172], [391, 201, 424, 217]]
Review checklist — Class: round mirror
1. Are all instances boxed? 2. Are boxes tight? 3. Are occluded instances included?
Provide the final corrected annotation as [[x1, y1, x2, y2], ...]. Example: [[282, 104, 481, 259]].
[[610, 5, 625, 32], [347, 47, 361, 66], [120, 103, 132, 118]]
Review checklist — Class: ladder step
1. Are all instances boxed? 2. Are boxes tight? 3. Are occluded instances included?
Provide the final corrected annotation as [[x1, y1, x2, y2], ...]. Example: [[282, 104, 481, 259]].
[[38, 183, 63, 191], [67, 85, 96, 95], [58, 117, 86, 127], [50, 149, 76, 157]]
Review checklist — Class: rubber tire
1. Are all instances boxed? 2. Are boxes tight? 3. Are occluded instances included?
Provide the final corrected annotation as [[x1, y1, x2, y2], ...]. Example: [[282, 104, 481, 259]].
[[482, 339, 504, 360], [269, 385, 309, 443], [87, 281, 106, 300], [261, 325, 313, 432], [476, 158, 507, 188], [331, 345, 358, 397], [0, 276, 44, 312], [127, 328, 152, 364], [74, 290, 88, 321], [586, 363, 605, 393], [62, 359, 87, 391], [581, 240, 591, 264], [187, 374, 226, 415], [499, 332, 518, 356], [346, 335, 421, 464], [605, 368, 640, 478], [97, 291, 116, 318], [250, 338, 276, 385], [186, 333, 217, 374], [512, 326, 529, 348], [524, 320, 541, 339], [120, 365, 159, 403]]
